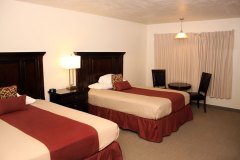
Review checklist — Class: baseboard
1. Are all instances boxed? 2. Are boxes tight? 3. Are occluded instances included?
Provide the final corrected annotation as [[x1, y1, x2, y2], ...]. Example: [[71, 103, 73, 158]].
[[191, 102, 240, 112]]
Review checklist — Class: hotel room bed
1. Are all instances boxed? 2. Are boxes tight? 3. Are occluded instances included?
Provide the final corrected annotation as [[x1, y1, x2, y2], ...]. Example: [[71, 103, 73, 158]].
[[0, 52, 123, 160], [1, 99, 121, 160], [75, 52, 193, 142], [88, 85, 193, 142]]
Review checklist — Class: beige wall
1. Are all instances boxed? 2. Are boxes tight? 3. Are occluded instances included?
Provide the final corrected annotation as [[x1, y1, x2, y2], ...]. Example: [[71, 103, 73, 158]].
[[147, 18, 240, 110], [0, 0, 147, 99]]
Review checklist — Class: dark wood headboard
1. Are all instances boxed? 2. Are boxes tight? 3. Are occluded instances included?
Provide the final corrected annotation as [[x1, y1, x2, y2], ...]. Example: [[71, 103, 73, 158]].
[[0, 52, 45, 99], [75, 52, 125, 90]]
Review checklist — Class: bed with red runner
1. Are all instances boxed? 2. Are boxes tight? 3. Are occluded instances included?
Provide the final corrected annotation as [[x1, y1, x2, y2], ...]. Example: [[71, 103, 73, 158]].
[[1, 106, 99, 160], [88, 86, 193, 142], [0, 99, 122, 160]]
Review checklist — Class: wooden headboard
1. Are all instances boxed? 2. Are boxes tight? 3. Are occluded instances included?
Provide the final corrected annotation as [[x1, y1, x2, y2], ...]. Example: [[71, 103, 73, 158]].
[[75, 52, 125, 90], [0, 52, 45, 99]]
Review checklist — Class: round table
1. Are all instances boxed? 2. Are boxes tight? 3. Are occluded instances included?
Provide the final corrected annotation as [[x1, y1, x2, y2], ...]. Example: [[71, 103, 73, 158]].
[[168, 82, 191, 91]]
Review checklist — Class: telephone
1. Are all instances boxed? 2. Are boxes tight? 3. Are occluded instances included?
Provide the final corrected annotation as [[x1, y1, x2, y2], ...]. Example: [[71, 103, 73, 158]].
[[48, 88, 56, 93]]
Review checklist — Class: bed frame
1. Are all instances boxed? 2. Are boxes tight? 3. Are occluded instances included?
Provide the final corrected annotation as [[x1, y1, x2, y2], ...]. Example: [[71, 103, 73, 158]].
[[0, 52, 45, 99]]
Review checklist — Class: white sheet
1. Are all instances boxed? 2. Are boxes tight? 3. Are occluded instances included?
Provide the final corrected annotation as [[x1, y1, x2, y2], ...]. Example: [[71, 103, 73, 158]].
[[0, 100, 119, 160], [88, 86, 190, 120]]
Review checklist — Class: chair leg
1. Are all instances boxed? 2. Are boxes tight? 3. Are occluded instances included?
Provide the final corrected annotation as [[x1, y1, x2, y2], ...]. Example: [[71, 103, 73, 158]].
[[197, 100, 199, 108], [204, 100, 207, 113]]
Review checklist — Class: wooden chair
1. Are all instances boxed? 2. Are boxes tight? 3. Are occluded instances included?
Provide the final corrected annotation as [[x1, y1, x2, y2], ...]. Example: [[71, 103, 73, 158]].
[[188, 72, 212, 112], [152, 69, 166, 88]]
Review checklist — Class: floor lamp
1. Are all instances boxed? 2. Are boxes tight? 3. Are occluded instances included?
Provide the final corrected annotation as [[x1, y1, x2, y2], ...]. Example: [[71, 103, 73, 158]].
[[61, 55, 81, 90]]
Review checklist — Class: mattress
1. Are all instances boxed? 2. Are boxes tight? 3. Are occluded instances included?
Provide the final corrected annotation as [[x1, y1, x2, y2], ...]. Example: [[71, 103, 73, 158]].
[[0, 100, 119, 160], [88, 87, 190, 120]]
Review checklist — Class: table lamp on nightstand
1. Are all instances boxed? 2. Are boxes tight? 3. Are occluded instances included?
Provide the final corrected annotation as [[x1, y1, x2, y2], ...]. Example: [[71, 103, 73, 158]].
[[61, 55, 81, 90]]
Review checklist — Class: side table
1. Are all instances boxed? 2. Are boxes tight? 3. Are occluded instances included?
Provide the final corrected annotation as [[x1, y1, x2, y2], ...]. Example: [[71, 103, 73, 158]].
[[168, 82, 191, 91], [48, 88, 88, 112]]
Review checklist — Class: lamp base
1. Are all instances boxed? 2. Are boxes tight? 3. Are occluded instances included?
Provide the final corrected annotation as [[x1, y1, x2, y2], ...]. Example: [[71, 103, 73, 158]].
[[66, 85, 77, 90]]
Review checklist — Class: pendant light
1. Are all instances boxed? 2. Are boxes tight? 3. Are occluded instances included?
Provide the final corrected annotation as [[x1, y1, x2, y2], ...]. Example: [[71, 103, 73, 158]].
[[175, 18, 188, 39]]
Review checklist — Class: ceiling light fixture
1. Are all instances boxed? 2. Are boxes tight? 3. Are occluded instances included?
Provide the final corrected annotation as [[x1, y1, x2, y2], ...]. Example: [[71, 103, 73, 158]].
[[175, 18, 188, 39]]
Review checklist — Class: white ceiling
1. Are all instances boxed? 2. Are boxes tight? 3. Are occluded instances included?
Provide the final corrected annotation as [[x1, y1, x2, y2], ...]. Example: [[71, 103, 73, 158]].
[[17, 0, 240, 24]]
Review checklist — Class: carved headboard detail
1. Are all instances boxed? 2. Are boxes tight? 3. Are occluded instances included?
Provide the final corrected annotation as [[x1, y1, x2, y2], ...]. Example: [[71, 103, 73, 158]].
[[75, 52, 125, 90], [0, 52, 45, 99]]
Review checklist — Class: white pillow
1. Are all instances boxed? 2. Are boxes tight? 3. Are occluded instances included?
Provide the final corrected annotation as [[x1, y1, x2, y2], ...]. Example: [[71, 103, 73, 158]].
[[88, 83, 112, 89], [98, 74, 113, 84], [17, 93, 36, 104]]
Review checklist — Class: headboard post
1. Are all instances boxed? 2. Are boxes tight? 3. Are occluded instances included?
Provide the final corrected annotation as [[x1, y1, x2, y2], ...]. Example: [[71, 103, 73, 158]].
[[74, 52, 125, 90], [0, 52, 45, 99]]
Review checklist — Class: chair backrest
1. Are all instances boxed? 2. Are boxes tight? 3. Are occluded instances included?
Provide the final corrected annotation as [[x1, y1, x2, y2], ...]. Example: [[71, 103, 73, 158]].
[[198, 72, 212, 96], [152, 69, 166, 88]]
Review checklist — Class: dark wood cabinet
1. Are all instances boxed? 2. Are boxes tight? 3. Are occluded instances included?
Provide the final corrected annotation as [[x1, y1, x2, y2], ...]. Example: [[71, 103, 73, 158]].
[[49, 88, 88, 112]]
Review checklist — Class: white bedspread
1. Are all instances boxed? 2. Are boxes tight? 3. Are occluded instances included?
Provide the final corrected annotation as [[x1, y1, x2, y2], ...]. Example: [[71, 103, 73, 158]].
[[0, 100, 119, 160], [88, 87, 190, 120]]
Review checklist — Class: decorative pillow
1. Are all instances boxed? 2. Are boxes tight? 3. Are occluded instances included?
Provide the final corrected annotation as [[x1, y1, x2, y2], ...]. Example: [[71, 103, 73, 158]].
[[98, 74, 113, 84], [0, 95, 27, 115], [88, 83, 113, 89], [112, 74, 123, 90], [17, 93, 36, 104], [0, 85, 17, 99], [114, 81, 132, 91]]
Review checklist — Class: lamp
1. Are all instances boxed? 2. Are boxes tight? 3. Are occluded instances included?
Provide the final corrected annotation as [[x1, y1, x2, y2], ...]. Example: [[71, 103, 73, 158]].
[[175, 18, 188, 39], [61, 55, 81, 90]]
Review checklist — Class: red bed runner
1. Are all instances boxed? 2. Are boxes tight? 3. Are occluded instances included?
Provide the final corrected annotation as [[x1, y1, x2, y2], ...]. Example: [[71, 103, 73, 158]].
[[0, 106, 99, 160], [121, 87, 186, 112]]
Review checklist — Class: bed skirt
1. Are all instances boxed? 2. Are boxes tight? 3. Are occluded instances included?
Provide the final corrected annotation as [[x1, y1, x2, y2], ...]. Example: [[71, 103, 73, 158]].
[[89, 104, 193, 142], [85, 141, 123, 160]]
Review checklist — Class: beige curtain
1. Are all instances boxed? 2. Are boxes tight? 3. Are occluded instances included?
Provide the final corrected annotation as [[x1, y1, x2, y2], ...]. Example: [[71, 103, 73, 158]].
[[154, 33, 200, 91], [154, 30, 234, 99], [198, 31, 234, 98]]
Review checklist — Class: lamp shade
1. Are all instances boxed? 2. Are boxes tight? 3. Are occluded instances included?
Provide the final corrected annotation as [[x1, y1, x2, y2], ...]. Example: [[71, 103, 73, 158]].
[[61, 55, 81, 69], [175, 32, 188, 39]]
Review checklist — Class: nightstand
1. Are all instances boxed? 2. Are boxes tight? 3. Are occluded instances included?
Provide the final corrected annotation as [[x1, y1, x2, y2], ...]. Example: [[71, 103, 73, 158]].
[[48, 88, 88, 112]]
